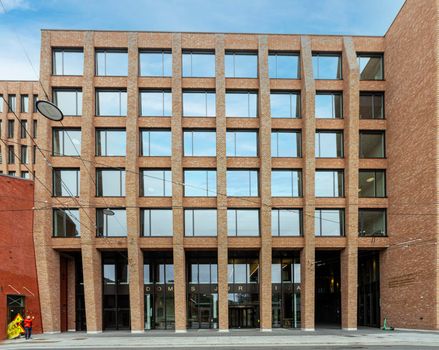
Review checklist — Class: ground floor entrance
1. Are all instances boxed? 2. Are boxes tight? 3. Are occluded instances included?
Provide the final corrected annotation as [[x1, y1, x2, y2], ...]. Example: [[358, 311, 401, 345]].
[[358, 250, 380, 327]]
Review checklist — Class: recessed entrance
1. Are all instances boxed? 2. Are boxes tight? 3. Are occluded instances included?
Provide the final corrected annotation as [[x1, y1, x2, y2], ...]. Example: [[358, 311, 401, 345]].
[[315, 250, 341, 327], [358, 250, 380, 327]]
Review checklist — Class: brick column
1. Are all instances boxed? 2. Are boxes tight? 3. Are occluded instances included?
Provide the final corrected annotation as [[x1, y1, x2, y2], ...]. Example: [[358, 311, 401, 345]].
[[341, 36, 359, 330], [80, 31, 103, 334], [171, 33, 186, 332], [126, 32, 145, 333], [258, 35, 272, 331], [215, 34, 229, 332], [300, 35, 316, 331], [67, 258, 76, 331]]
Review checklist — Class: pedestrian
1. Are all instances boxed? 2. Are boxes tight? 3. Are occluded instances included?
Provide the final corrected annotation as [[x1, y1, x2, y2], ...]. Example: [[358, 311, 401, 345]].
[[23, 315, 34, 340]]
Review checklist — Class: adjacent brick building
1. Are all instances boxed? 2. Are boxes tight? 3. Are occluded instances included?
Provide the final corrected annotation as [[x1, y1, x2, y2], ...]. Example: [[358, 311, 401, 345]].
[[0, 0, 437, 333]]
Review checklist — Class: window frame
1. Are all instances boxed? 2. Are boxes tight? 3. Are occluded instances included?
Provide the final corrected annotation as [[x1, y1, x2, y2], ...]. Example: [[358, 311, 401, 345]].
[[315, 130, 344, 158], [140, 128, 172, 157], [52, 168, 80, 197], [359, 131, 386, 159], [271, 208, 303, 237], [52, 208, 81, 237], [225, 90, 258, 118], [315, 92, 343, 119], [53, 88, 82, 116], [271, 169, 303, 197], [315, 169, 345, 198], [95, 128, 126, 157], [96, 168, 126, 197], [140, 208, 173, 237], [52, 128, 82, 157], [315, 208, 345, 237], [52, 48, 84, 76], [358, 169, 386, 198], [357, 53, 384, 81], [96, 208, 127, 237], [358, 208, 387, 237], [359, 92, 385, 119], [182, 90, 216, 117], [139, 49, 172, 77], [225, 51, 258, 78], [182, 50, 216, 78], [268, 51, 300, 79], [270, 91, 301, 119], [226, 130, 258, 157], [140, 169, 172, 197], [271, 130, 302, 158], [184, 209, 218, 237], [20, 95, 29, 113], [312, 52, 342, 80], [139, 89, 172, 117], [95, 89, 127, 117], [226, 169, 259, 197], [183, 129, 217, 157], [227, 209, 260, 237], [95, 48, 128, 76], [183, 169, 217, 197]]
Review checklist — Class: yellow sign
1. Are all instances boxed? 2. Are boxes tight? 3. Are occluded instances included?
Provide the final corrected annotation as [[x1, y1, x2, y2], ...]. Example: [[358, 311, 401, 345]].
[[7, 313, 24, 340]]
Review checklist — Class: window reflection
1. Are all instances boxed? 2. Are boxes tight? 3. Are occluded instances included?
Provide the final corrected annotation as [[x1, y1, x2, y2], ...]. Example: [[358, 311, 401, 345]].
[[184, 170, 217, 197], [272, 209, 302, 236], [96, 169, 125, 197], [312, 53, 342, 79], [227, 209, 260, 236], [315, 131, 344, 158], [360, 131, 385, 158], [140, 130, 171, 156], [53, 208, 80, 237], [141, 169, 172, 197], [96, 208, 127, 237], [268, 53, 300, 79], [270, 92, 300, 118], [53, 168, 80, 197], [227, 170, 258, 197], [315, 209, 344, 236], [184, 209, 217, 236], [139, 50, 172, 77], [315, 170, 344, 197], [271, 131, 301, 158], [271, 170, 302, 197], [225, 52, 258, 78], [96, 129, 126, 156], [358, 55, 383, 80], [54, 89, 82, 116], [141, 209, 173, 237], [53, 128, 81, 156], [315, 93, 342, 118], [183, 130, 216, 156], [182, 51, 215, 77], [140, 90, 172, 117], [96, 50, 128, 76], [359, 170, 386, 198], [226, 91, 257, 117], [183, 91, 216, 117], [359, 209, 386, 236], [226, 131, 258, 157]]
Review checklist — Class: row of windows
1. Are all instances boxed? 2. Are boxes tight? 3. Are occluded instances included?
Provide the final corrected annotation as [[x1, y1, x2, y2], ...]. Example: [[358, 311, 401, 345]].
[[52, 49, 384, 80], [3, 144, 35, 165], [3, 119, 38, 138], [53, 128, 386, 158], [53, 207, 386, 238], [0, 94, 38, 114], [52, 89, 385, 119], [53, 168, 386, 198]]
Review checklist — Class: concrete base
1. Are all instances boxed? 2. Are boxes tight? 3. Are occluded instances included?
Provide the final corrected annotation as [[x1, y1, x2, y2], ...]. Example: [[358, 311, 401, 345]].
[[301, 328, 315, 331], [175, 329, 187, 333], [261, 328, 272, 332], [131, 330, 145, 334], [86, 330, 103, 334], [43, 331, 61, 334], [342, 328, 357, 331], [218, 329, 229, 332], [67, 329, 76, 332]]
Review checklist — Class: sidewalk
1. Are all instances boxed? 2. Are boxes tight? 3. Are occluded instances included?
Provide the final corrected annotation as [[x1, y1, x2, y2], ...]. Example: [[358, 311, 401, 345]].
[[1, 328, 439, 349]]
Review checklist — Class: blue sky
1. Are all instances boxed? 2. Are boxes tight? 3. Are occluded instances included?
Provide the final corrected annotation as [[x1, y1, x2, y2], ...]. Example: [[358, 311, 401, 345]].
[[0, 0, 405, 80]]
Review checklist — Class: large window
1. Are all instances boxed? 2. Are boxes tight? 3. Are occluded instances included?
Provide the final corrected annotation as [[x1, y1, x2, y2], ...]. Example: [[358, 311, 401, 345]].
[[7, 146, 14, 164], [96, 208, 127, 237], [140, 129, 171, 156], [227, 170, 258, 197], [268, 53, 300, 79], [184, 209, 217, 236], [183, 130, 216, 156], [96, 129, 126, 156], [7, 120, 14, 138], [272, 170, 302, 197], [182, 91, 215, 117], [359, 209, 386, 237], [184, 170, 217, 197], [141, 209, 173, 237], [272, 209, 302, 236], [358, 54, 383, 80], [270, 92, 300, 118], [359, 170, 386, 198], [228, 209, 260, 236], [53, 48, 83, 75], [96, 49, 128, 76], [182, 51, 215, 77], [359, 131, 385, 158], [53, 168, 80, 197], [53, 208, 80, 237], [315, 209, 344, 236], [96, 169, 126, 197], [20, 146, 27, 164], [53, 89, 82, 116], [53, 128, 81, 156], [315, 92, 342, 118], [141, 169, 172, 197], [360, 93, 384, 119], [315, 170, 344, 197], [20, 120, 27, 138], [226, 131, 258, 157], [226, 91, 257, 117], [96, 90, 127, 116], [225, 52, 258, 78], [8, 95, 16, 112], [315, 131, 344, 158], [139, 50, 172, 77], [312, 53, 342, 79], [271, 131, 301, 158], [20, 95, 29, 113], [140, 90, 172, 117]]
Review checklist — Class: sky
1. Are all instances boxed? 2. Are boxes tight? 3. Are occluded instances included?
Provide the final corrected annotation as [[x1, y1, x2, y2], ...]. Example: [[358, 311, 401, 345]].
[[0, 0, 405, 81]]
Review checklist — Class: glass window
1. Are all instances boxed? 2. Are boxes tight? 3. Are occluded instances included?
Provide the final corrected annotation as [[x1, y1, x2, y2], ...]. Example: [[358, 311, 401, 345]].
[[32, 120, 37, 138], [53, 49, 83, 75], [271, 131, 301, 157], [96, 129, 126, 156], [315, 170, 344, 197], [140, 129, 171, 156], [140, 90, 172, 117], [183, 91, 215, 117], [359, 131, 385, 158], [315, 93, 342, 118], [53, 128, 81, 156], [96, 169, 126, 197], [227, 170, 258, 197], [184, 170, 217, 197], [139, 50, 172, 77], [96, 90, 127, 116], [7, 146, 14, 164], [272, 209, 302, 236], [32, 95, 38, 113], [53, 208, 80, 237], [272, 170, 302, 197], [315, 131, 344, 158], [226, 91, 257, 117], [270, 92, 300, 118], [359, 209, 386, 237], [359, 170, 386, 198], [20, 120, 27, 138], [8, 171, 16, 176], [227, 209, 260, 236], [53, 168, 80, 196], [8, 95, 16, 112], [141, 209, 173, 236], [53, 89, 82, 116], [20, 145, 28, 164], [20, 95, 29, 113], [7, 120, 14, 138], [21, 171, 30, 179], [312, 53, 342, 79], [225, 52, 258, 78], [0, 95, 3, 113], [268, 53, 299, 79], [96, 208, 127, 237], [141, 169, 172, 197], [182, 51, 215, 77], [96, 49, 128, 76], [226, 131, 258, 157], [184, 209, 217, 236], [358, 54, 383, 80], [315, 209, 344, 236], [360, 93, 384, 119], [183, 130, 216, 156]]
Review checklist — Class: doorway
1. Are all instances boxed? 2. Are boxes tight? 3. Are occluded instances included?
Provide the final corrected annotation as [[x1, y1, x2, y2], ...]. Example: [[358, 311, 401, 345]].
[[358, 250, 380, 327], [229, 306, 257, 328]]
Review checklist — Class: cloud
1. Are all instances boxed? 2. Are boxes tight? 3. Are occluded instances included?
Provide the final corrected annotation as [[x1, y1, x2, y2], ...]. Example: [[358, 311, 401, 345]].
[[0, 0, 31, 13]]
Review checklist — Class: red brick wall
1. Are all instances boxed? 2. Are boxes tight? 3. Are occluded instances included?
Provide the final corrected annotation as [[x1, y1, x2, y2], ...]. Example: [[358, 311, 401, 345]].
[[0, 176, 42, 337]]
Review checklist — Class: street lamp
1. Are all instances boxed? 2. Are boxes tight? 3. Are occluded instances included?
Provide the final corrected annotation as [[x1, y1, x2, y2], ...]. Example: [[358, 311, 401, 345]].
[[36, 100, 64, 121]]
